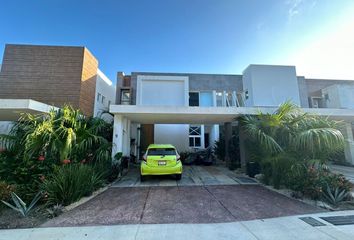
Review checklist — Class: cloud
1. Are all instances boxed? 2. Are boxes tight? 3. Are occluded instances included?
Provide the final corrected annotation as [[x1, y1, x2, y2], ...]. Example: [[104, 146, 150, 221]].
[[286, 0, 304, 20], [286, 0, 317, 21]]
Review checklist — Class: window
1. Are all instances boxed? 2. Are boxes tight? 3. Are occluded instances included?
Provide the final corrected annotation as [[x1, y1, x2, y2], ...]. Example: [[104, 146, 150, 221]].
[[189, 126, 201, 147], [108, 100, 111, 107], [189, 92, 199, 106], [147, 148, 176, 156], [216, 91, 223, 106], [97, 93, 101, 102], [121, 90, 130, 105], [101, 95, 105, 104]]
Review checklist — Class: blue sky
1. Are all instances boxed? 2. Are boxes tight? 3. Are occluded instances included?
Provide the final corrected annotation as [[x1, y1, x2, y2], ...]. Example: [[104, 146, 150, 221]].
[[1, 0, 354, 83]]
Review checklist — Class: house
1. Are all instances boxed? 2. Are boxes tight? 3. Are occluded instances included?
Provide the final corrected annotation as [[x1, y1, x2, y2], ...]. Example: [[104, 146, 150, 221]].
[[110, 65, 354, 165], [0, 43, 353, 165], [0, 44, 116, 135]]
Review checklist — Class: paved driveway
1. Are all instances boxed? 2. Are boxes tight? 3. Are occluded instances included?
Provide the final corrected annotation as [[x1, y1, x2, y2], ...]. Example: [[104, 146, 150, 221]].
[[112, 165, 258, 187], [42, 185, 324, 227]]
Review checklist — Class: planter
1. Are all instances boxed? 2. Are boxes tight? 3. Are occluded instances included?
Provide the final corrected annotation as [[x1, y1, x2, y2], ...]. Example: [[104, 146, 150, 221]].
[[246, 161, 260, 178]]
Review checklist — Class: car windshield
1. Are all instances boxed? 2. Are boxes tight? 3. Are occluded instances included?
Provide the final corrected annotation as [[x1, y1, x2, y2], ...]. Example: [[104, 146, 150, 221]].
[[147, 148, 176, 156]]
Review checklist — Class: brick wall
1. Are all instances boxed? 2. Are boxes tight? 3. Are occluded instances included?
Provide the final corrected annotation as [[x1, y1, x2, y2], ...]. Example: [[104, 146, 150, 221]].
[[0, 44, 98, 116]]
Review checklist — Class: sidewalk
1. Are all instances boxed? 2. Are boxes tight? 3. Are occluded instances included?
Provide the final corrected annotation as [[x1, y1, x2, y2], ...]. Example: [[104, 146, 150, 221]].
[[1, 210, 354, 240]]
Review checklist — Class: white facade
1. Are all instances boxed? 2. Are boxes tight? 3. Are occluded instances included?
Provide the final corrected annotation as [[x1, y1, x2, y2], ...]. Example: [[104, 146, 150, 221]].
[[321, 84, 354, 109], [243, 65, 301, 107], [136, 75, 190, 152], [93, 69, 116, 121]]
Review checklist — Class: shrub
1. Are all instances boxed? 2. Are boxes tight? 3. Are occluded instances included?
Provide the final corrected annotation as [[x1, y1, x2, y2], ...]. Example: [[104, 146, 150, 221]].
[[0, 181, 16, 202], [43, 164, 104, 206], [322, 184, 350, 206], [1, 191, 42, 217], [286, 165, 352, 200]]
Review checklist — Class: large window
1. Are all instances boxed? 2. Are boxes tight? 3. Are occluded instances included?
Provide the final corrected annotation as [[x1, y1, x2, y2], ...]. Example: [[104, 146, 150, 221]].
[[189, 92, 199, 106], [189, 126, 201, 147], [120, 90, 131, 105]]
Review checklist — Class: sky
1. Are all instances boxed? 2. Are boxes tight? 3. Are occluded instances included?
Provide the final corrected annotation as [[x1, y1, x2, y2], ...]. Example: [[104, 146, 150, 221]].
[[1, 0, 354, 83]]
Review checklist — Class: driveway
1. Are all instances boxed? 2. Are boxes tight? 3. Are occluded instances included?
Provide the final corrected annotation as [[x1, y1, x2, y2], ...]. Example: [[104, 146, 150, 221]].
[[112, 165, 258, 187], [42, 185, 323, 227]]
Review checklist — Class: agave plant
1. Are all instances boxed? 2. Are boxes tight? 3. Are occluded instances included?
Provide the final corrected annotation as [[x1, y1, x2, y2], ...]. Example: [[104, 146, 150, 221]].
[[1, 192, 42, 217], [322, 184, 349, 207]]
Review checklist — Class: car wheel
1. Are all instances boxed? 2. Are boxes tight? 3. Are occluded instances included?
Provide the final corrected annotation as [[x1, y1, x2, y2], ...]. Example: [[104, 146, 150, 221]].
[[176, 174, 182, 180], [140, 175, 145, 182]]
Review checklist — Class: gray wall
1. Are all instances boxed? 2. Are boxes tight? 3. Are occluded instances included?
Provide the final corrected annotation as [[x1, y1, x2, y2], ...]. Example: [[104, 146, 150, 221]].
[[118, 72, 243, 105]]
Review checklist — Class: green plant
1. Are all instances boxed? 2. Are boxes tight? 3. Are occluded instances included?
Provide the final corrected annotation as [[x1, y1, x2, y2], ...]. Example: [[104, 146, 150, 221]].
[[240, 101, 344, 188], [46, 204, 64, 218], [0, 105, 113, 200], [1, 191, 42, 217], [322, 184, 350, 206], [0, 181, 16, 202], [44, 164, 104, 206]]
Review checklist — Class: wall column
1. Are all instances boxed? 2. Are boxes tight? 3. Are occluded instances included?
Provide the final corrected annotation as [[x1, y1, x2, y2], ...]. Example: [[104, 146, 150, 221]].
[[112, 114, 124, 161], [342, 122, 354, 165], [239, 123, 247, 168], [224, 122, 232, 167]]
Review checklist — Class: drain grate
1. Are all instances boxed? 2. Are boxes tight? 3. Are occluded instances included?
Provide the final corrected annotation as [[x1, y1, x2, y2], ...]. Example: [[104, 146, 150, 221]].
[[299, 217, 326, 227], [320, 215, 354, 226]]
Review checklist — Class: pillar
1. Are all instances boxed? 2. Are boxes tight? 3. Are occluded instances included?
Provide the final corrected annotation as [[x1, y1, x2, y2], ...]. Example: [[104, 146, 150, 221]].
[[112, 114, 124, 161], [239, 123, 247, 168], [342, 122, 354, 165], [224, 122, 232, 167]]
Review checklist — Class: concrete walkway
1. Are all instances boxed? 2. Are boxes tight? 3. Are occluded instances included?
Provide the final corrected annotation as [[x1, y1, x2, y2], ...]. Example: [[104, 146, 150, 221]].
[[112, 165, 258, 187], [330, 164, 354, 184], [2, 210, 354, 240]]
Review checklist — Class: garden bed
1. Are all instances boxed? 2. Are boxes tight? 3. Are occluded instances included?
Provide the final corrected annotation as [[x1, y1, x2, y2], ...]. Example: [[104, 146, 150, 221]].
[[0, 207, 48, 229]]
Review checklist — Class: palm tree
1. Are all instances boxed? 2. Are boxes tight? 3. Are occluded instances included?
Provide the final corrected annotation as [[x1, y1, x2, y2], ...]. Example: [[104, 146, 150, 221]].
[[240, 101, 344, 161], [1, 105, 112, 164], [239, 101, 344, 187]]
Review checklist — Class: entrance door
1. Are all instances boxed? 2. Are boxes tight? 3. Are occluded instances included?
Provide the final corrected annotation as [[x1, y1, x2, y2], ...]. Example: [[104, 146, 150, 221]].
[[140, 124, 154, 156], [204, 133, 210, 148]]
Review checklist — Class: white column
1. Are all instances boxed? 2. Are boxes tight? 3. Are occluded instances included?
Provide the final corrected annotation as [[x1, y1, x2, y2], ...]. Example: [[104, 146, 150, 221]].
[[112, 114, 124, 160], [342, 122, 354, 165], [201, 125, 205, 149]]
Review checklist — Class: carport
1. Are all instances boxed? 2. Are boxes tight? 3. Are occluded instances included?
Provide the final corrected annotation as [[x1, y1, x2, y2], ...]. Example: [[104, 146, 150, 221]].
[[110, 104, 354, 165]]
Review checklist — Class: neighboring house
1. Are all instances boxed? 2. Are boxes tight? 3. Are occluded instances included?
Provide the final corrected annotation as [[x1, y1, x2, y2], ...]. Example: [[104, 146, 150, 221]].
[[111, 65, 354, 165], [0, 44, 115, 119]]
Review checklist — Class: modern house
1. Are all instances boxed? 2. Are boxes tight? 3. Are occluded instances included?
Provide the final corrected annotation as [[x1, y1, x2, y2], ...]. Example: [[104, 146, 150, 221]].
[[0, 43, 353, 166], [111, 65, 354, 165], [0, 44, 115, 134]]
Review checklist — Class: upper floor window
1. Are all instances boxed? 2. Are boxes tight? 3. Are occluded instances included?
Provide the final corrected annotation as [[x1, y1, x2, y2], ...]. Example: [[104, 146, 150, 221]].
[[97, 93, 101, 102], [189, 92, 199, 106], [121, 90, 130, 105], [101, 95, 105, 104]]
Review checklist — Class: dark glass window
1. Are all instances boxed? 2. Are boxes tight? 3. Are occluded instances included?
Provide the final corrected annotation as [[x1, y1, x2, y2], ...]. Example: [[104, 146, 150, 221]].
[[147, 148, 176, 156], [189, 92, 199, 106]]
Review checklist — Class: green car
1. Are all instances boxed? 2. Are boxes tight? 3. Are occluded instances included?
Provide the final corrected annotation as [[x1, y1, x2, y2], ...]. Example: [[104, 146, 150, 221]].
[[140, 144, 182, 181]]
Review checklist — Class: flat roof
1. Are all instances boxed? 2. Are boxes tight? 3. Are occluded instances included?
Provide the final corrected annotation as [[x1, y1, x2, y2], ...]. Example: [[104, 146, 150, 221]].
[[110, 105, 354, 124], [0, 99, 58, 121]]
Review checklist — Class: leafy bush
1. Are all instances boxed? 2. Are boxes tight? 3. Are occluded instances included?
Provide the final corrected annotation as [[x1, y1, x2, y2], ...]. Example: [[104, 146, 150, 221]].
[[286, 165, 352, 200], [1, 191, 42, 217], [0, 181, 16, 202], [44, 164, 104, 206], [0, 105, 113, 201]]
